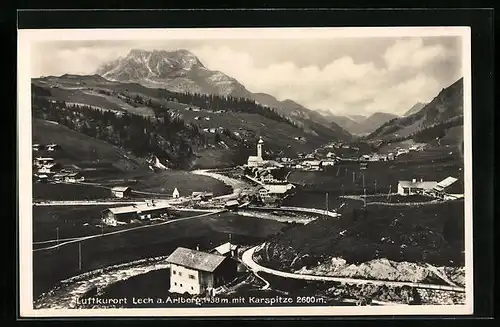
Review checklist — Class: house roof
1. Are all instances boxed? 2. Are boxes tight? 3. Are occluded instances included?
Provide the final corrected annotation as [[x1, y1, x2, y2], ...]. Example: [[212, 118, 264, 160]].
[[225, 200, 240, 206], [111, 186, 131, 192], [108, 202, 171, 215], [433, 177, 458, 191], [248, 156, 263, 162], [43, 163, 60, 168], [303, 160, 322, 165], [398, 180, 437, 189], [213, 242, 238, 255], [166, 247, 227, 272]]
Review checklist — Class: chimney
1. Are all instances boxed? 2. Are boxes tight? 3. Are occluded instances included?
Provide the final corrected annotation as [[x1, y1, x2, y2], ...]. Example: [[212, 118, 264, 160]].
[[412, 178, 416, 183], [420, 178, 423, 182], [196, 244, 200, 251]]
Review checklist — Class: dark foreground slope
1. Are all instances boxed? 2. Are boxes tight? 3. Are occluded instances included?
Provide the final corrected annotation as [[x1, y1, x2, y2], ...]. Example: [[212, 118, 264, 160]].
[[254, 200, 464, 271]]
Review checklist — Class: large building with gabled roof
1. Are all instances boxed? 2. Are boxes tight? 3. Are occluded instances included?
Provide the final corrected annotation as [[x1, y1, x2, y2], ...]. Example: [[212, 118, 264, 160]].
[[166, 247, 238, 295]]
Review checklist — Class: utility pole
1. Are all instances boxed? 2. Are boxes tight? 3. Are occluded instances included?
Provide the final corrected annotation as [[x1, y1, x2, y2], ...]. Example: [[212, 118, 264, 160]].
[[56, 227, 59, 246], [387, 185, 392, 202], [362, 173, 366, 207], [364, 188, 367, 207], [325, 192, 329, 213], [352, 171, 356, 184], [374, 180, 377, 194], [78, 242, 82, 271]]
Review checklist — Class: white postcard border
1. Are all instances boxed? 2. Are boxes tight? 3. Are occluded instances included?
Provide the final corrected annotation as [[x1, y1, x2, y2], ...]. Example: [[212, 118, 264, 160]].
[[18, 26, 473, 317]]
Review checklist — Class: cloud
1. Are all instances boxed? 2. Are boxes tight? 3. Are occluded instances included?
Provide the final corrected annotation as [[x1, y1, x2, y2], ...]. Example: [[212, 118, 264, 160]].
[[32, 37, 462, 116], [31, 43, 130, 77], [192, 39, 459, 115], [383, 38, 451, 71]]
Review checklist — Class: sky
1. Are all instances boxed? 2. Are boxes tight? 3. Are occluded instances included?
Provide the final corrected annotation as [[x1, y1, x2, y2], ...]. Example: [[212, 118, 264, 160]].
[[31, 36, 463, 116]]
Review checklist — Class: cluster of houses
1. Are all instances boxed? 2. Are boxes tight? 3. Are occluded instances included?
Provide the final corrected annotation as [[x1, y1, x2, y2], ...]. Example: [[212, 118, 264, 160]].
[[359, 153, 395, 162], [245, 137, 338, 172], [397, 176, 464, 200], [202, 126, 225, 134], [33, 143, 61, 152], [186, 106, 226, 114], [33, 153, 85, 184]]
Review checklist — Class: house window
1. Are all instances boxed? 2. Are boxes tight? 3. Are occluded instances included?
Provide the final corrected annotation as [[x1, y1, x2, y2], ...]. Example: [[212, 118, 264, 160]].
[[172, 270, 176, 275], [174, 282, 177, 286], [178, 272, 182, 276], [188, 274, 195, 280], [191, 286, 194, 290], [180, 284, 183, 287]]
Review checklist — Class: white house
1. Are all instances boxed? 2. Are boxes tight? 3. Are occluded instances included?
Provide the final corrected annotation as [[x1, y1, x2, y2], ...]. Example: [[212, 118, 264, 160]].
[[326, 152, 336, 159], [321, 160, 336, 167], [302, 160, 322, 171], [34, 157, 54, 168], [172, 187, 180, 198], [166, 247, 238, 296], [64, 172, 84, 183], [46, 143, 61, 152], [37, 163, 62, 174], [212, 241, 239, 258], [397, 179, 437, 196], [111, 186, 132, 198]]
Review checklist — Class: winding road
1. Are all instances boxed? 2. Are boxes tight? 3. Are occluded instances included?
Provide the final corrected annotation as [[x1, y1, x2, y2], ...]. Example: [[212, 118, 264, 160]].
[[241, 246, 466, 293]]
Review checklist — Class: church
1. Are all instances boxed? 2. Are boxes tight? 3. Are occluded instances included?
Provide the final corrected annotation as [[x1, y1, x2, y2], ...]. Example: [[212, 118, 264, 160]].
[[247, 137, 266, 167]]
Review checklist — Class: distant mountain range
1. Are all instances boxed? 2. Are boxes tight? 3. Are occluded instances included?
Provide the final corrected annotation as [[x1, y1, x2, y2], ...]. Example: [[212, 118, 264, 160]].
[[95, 49, 352, 140], [366, 78, 464, 143], [327, 112, 399, 136]]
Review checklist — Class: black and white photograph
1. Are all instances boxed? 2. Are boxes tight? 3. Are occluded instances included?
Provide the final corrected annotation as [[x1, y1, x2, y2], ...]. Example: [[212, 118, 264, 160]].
[[18, 26, 473, 317]]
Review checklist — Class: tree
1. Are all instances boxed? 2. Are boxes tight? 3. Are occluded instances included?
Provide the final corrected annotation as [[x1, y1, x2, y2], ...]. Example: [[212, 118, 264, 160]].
[[214, 133, 221, 144]]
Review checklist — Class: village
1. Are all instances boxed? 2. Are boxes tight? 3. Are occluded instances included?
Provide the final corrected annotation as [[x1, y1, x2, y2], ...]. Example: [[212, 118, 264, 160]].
[[31, 132, 466, 305], [33, 135, 464, 224]]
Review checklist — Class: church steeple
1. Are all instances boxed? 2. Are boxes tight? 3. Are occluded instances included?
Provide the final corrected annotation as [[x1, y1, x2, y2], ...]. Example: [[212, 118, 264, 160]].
[[257, 137, 264, 158]]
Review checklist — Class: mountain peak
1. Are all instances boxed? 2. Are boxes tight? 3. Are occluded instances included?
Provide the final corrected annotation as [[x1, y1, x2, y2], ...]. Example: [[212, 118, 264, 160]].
[[128, 48, 148, 56], [97, 48, 208, 82]]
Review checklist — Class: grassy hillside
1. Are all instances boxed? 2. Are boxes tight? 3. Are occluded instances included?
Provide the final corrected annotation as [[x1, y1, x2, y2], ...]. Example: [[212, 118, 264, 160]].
[[32, 75, 348, 167], [32, 118, 147, 173], [254, 199, 465, 271], [367, 78, 463, 142]]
